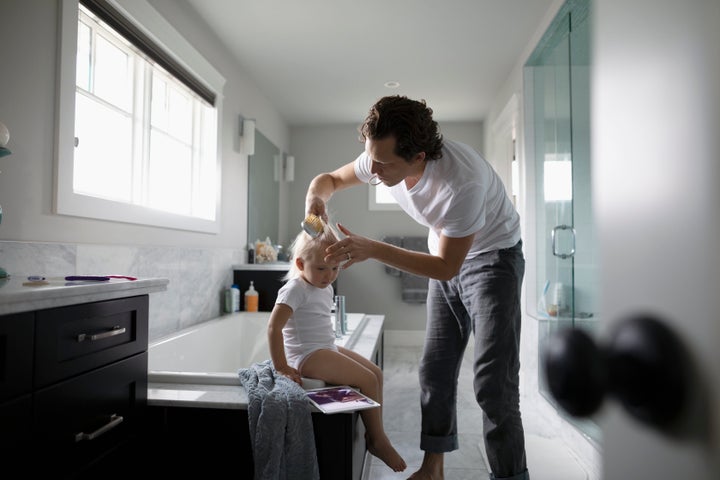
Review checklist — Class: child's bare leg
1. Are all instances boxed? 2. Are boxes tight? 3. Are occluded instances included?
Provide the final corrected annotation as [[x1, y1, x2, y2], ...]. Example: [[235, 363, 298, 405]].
[[360, 403, 406, 471], [302, 348, 406, 472]]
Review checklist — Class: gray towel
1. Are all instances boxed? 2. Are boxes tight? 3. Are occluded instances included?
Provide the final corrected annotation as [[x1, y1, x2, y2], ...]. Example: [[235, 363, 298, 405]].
[[239, 360, 320, 480], [400, 271, 429, 303], [381, 236, 429, 303], [381, 236, 403, 277]]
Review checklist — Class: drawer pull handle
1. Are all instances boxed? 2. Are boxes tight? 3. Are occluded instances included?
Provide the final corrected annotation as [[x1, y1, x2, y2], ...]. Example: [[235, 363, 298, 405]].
[[77, 325, 126, 342], [74, 414, 124, 442]]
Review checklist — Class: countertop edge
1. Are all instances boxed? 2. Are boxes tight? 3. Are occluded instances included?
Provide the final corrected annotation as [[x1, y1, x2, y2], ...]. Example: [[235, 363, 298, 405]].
[[0, 277, 169, 316]]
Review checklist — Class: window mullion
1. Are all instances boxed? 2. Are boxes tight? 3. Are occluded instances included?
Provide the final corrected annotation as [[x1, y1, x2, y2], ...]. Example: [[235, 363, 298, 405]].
[[134, 59, 150, 206], [190, 101, 202, 216]]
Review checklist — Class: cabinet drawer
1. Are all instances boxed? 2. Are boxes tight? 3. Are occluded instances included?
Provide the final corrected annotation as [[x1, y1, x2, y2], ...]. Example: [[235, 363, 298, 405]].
[[0, 312, 34, 402], [34, 296, 148, 387], [0, 394, 33, 454], [33, 352, 147, 473]]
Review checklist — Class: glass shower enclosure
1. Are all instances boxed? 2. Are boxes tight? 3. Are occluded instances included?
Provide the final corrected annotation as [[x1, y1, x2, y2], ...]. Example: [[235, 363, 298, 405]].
[[524, 0, 600, 444]]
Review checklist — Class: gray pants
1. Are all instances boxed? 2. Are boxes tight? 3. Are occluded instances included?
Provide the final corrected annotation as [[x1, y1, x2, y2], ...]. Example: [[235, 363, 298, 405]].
[[420, 240, 529, 480]]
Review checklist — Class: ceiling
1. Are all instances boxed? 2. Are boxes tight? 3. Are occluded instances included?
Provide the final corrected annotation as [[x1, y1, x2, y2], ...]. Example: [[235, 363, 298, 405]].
[[184, 0, 556, 126]]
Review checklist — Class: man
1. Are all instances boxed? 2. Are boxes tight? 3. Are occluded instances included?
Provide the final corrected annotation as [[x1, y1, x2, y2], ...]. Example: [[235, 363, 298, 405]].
[[305, 95, 529, 480]]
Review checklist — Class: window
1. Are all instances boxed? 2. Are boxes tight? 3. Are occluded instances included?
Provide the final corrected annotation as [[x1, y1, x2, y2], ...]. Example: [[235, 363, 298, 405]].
[[56, 0, 225, 233], [368, 183, 402, 211]]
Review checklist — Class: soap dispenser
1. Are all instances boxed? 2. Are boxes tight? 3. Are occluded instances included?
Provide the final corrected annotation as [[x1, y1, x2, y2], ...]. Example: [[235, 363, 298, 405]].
[[244, 281, 259, 312]]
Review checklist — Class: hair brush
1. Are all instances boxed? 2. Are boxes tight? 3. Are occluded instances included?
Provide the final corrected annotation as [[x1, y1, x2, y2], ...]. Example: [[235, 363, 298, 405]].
[[301, 214, 324, 238]]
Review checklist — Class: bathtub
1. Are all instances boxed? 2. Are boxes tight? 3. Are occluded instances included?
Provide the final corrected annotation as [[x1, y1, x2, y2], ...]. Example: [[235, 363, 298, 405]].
[[147, 311, 383, 480], [148, 311, 369, 387]]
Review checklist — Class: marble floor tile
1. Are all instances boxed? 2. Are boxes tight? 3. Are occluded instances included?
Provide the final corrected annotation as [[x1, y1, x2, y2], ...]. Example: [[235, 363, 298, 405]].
[[372, 344, 591, 480], [370, 345, 490, 480]]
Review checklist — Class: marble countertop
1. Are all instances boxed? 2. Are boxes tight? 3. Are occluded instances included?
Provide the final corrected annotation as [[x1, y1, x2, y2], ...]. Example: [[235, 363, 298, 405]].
[[232, 262, 291, 271], [0, 274, 169, 316], [148, 314, 385, 410]]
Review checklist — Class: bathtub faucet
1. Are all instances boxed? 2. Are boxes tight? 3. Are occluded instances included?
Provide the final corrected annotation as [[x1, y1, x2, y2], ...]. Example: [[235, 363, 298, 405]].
[[334, 295, 347, 336]]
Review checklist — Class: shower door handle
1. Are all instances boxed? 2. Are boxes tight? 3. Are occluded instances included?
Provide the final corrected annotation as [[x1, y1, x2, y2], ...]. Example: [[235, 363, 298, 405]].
[[551, 224, 576, 258], [542, 314, 689, 431]]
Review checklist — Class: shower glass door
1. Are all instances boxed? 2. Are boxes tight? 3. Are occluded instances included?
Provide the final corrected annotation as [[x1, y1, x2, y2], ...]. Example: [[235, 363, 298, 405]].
[[525, 0, 600, 444]]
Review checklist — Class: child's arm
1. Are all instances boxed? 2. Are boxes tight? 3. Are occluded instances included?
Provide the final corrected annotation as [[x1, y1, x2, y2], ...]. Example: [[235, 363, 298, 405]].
[[268, 303, 302, 385]]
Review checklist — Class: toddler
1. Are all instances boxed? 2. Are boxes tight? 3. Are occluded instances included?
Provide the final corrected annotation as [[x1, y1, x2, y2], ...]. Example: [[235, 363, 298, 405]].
[[268, 220, 406, 472]]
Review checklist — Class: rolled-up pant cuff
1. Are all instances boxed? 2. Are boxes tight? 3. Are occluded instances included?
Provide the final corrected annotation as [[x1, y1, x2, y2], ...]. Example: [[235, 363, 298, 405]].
[[490, 468, 530, 480], [420, 433, 458, 453]]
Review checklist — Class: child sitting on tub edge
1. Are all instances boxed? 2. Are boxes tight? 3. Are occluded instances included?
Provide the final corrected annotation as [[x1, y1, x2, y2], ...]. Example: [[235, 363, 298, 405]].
[[267, 219, 407, 473]]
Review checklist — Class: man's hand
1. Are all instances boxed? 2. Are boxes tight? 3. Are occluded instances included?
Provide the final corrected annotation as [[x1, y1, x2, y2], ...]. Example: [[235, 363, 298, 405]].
[[324, 223, 376, 268], [305, 195, 328, 222]]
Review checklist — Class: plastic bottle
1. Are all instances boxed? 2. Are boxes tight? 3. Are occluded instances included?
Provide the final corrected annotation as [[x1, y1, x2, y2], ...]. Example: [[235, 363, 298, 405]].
[[231, 284, 241, 312], [244, 281, 259, 312], [224, 285, 240, 313]]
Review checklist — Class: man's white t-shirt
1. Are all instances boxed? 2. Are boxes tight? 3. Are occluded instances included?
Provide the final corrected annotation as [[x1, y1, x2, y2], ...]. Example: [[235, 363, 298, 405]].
[[354, 139, 521, 258]]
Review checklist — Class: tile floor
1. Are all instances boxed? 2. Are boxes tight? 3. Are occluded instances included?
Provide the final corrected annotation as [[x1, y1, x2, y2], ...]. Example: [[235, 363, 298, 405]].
[[365, 343, 592, 480]]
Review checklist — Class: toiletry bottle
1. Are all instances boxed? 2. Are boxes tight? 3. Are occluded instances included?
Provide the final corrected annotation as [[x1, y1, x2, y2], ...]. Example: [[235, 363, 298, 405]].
[[224, 287, 233, 313], [231, 284, 241, 312], [244, 281, 259, 312]]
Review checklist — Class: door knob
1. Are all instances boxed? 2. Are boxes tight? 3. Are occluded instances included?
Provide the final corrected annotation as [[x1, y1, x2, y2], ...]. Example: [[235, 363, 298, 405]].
[[543, 315, 689, 429]]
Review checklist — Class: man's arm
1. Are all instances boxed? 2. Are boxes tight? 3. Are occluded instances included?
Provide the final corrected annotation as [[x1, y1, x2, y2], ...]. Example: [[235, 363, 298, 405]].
[[328, 224, 474, 281], [305, 162, 362, 220]]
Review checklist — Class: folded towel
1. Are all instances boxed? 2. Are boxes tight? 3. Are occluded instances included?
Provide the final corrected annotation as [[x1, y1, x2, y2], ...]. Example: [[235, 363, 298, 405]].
[[381, 236, 403, 277], [399, 236, 429, 304], [400, 271, 429, 304], [239, 360, 320, 480], [401, 236, 429, 254]]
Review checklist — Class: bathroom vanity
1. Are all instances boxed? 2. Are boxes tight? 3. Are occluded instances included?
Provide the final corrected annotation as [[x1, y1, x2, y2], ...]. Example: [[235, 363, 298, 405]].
[[0, 276, 168, 478]]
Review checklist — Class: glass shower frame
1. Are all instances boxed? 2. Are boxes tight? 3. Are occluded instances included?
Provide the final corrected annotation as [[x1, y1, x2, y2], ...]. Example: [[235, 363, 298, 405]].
[[524, 0, 600, 445]]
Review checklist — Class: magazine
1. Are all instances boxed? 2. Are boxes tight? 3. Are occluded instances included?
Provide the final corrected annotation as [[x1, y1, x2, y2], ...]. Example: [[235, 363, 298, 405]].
[[305, 385, 380, 414]]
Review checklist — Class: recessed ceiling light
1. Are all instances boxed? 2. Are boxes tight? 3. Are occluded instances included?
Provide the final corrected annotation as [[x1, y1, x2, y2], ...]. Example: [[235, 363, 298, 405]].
[[384, 81, 400, 89]]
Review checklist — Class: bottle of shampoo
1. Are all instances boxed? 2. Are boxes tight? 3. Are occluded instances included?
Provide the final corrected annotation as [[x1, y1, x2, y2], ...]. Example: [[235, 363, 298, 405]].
[[224, 284, 240, 313], [244, 281, 259, 312], [231, 284, 241, 312]]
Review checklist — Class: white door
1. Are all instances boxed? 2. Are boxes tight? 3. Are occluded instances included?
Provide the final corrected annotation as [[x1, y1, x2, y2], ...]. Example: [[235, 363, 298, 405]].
[[593, 1, 720, 478]]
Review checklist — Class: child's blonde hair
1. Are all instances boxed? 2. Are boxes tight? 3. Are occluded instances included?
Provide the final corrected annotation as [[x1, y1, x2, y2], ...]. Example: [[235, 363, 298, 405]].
[[284, 218, 340, 281]]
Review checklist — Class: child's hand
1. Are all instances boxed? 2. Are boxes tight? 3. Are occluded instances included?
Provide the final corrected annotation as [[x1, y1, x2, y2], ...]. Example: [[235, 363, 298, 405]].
[[277, 365, 302, 385]]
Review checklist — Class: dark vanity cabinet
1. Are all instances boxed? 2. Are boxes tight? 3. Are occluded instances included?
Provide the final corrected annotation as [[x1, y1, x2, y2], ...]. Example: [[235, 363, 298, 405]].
[[0, 295, 149, 478], [233, 265, 290, 311]]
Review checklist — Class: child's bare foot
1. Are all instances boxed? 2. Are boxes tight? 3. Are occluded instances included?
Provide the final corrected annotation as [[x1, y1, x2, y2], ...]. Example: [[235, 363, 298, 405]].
[[366, 434, 407, 472]]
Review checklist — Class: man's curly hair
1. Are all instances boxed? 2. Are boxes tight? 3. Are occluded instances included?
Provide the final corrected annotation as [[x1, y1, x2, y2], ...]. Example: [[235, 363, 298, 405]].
[[358, 95, 444, 162]]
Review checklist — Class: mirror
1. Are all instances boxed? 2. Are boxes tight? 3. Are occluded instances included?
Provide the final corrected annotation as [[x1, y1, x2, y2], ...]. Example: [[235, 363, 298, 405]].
[[247, 129, 280, 248]]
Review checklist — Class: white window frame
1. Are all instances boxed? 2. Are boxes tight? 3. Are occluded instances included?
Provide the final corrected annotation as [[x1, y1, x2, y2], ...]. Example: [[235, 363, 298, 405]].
[[56, 0, 226, 233]]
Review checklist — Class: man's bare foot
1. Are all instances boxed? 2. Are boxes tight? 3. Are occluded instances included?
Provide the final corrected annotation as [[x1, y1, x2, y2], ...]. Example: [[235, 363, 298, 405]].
[[407, 452, 444, 480], [366, 434, 407, 472]]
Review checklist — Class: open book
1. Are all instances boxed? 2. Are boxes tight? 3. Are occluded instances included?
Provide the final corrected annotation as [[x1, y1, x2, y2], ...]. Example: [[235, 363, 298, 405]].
[[305, 385, 380, 414]]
